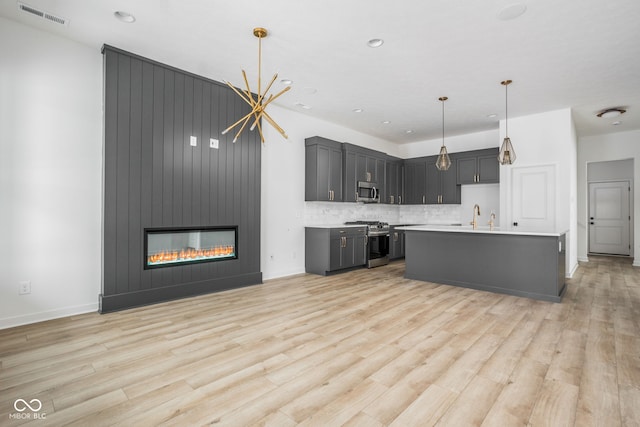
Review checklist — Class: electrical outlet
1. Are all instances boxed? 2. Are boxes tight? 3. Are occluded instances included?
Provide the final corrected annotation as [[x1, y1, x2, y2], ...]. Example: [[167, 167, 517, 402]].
[[19, 281, 31, 295], [210, 138, 219, 149], [189, 135, 197, 147]]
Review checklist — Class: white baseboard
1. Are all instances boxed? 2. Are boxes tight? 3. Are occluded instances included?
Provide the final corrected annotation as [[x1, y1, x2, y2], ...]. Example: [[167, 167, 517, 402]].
[[633, 260, 640, 268], [263, 268, 307, 281], [578, 256, 589, 263], [567, 262, 580, 278], [0, 303, 98, 330]]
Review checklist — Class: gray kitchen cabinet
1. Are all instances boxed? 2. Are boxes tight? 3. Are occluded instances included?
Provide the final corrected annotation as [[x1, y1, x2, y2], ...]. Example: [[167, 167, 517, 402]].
[[456, 148, 499, 184], [389, 226, 406, 259], [425, 155, 461, 204], [385, 158, 403, 204], [305, 136, 343, 201], [343, 143, 386, 203], [305, 227, 367, 275], [403, 158, 428, 204]]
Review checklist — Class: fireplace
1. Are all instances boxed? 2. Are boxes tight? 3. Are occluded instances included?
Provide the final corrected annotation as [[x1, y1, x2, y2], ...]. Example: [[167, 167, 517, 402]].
[[144, 226, 238, 269]]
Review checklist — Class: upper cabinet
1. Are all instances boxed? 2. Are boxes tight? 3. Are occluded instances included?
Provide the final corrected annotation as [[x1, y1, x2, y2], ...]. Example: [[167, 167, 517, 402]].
[[343, 143, 386, 203], [425, 155, 461, 204], [305, 136, 343, 202], [456, 148, 499, 184], [403, 158, 428, 204], [385, 157, 403, 204]]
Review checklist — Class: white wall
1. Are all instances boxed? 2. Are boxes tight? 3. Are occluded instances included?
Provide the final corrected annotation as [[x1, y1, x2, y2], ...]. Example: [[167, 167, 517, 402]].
[[578, 130, 640, 265], [0, 17, 103, 328], [397, 129, 499, 158], [499, 108, 579, 276]]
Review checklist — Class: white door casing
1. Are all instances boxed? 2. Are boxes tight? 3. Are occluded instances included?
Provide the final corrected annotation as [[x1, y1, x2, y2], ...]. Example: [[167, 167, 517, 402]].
[[588, 181, 630, 255], [511, 165, 556, 230]]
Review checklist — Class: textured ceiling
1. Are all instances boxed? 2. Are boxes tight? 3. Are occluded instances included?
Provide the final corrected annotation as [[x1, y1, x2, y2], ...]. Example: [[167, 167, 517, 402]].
[[2, 0, 639, 143]]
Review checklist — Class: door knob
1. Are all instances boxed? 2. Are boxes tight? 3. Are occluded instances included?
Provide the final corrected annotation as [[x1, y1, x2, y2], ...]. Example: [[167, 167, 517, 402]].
[[590, 217, 594, 220], [590, 222, 594, 225]]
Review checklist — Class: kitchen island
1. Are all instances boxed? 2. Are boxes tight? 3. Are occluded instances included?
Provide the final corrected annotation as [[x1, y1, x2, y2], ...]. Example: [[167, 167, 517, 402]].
[[397, 225, 567, 302]]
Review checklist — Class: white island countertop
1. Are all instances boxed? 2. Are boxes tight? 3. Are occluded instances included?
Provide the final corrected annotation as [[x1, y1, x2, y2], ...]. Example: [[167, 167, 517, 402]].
[[396, 224, 568, 237]]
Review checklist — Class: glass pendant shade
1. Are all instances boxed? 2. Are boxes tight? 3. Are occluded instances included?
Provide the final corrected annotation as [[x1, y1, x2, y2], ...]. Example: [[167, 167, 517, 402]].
[[498, 136, 516, 165], [435, 96, 451, 171], [436, 145, 452, 170]]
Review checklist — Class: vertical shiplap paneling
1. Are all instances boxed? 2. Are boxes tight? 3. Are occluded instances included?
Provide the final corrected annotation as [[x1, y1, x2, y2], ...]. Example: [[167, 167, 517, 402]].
[[182, 75, 194, 226], [128, 57, 143, 291], [181, 75, 194, 284], [102, 49, 119, 296], [115, 53, 131, 295], [140, 60, 155, 290], [102, 46, 261, 308], [192, 78, 203, 226], [150, 64, 165, 289]]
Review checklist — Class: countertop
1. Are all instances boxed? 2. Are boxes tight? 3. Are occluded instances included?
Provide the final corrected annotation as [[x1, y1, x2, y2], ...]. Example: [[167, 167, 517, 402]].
[[396, 224, 568, 237], [304, 224, 367, 229]]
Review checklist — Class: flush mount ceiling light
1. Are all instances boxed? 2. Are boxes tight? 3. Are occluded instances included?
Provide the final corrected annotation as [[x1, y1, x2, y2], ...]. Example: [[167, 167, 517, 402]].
[[497, 3, 527, 20], [596, 108, 626, 119], [498, 79, 516, 165], [353, 108, 363, 113], [222, 27, 291, 143], [114, 11, 135, 23], [280, 79, 293, 85], [435, 97, 452, 171], [367, 38, 384, 48]]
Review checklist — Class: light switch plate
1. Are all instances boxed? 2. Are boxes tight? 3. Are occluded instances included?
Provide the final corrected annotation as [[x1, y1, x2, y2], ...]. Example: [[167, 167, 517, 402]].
[[190, 136, 197, 147], [210, 138, 219, 149]]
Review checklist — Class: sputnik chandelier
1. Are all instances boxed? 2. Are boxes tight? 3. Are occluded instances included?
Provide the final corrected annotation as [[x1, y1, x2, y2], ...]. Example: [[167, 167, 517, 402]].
[[222, 27, 290, 143]]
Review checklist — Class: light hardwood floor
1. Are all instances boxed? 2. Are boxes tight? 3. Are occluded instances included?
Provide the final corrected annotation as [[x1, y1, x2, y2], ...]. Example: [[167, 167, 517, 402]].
[[1, 256, 639, 426]]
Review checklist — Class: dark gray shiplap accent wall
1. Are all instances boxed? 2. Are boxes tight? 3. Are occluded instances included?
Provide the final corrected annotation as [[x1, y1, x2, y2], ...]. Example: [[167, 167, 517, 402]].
[[101, 45, 262, 312]]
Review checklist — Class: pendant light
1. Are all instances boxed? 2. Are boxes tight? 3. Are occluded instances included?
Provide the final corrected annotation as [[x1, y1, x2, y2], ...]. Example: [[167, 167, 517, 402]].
[[222, 27, 291, 143], [498, 79, 516, 165], [435, 96, 451, 171]]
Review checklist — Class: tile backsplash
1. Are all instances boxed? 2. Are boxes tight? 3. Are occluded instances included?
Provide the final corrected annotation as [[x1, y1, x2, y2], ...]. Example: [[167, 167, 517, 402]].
[[304, 183, 499, 226], [304, 202, 461, 226]]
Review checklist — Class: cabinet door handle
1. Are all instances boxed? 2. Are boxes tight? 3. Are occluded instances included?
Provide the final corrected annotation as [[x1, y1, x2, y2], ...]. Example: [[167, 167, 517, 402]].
[[398, 195, 402, 204], [422, 195, 426, 204], [394, 232, 399, 241]]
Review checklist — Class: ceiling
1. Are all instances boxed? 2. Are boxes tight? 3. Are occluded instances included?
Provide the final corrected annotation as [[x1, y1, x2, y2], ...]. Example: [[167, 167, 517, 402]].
[[2, 0, 640, 144]]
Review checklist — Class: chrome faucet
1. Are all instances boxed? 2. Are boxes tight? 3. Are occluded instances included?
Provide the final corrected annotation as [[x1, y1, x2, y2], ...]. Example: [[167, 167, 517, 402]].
[[470, 204, 481, 229], [488, 211, 496, 230]]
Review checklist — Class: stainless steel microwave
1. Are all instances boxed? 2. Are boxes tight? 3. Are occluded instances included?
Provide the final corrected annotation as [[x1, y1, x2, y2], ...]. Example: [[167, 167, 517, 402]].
[[356, 181, 380, 203]]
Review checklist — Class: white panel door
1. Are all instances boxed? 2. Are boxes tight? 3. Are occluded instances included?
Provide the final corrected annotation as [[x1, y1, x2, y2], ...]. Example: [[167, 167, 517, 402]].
[[589, 181, 630, 255], [511, 165, 556, 229]]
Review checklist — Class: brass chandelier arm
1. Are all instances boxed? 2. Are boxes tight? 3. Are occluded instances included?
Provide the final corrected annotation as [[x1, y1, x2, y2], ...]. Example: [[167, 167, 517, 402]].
[[224, 80, 254, 108], [261, 110, 288, 138], [231, 110, 257, 142], [260, 86, 291, 109]]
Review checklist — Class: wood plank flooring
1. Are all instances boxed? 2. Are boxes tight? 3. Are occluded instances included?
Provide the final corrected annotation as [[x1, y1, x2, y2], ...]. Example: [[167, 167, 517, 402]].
[[1, 256, 639, 426]]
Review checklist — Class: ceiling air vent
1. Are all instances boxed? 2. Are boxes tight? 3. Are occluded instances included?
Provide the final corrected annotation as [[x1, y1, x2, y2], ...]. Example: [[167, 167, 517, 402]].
[[18, 2, 69, 26]]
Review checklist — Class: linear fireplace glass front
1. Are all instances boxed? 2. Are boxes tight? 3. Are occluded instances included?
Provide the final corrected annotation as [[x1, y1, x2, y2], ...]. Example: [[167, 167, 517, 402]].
[[144, 226, 238, 269]]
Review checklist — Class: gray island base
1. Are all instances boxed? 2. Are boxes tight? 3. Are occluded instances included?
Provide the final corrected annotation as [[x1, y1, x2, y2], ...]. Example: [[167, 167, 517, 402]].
[[399, 226, 567, 302]]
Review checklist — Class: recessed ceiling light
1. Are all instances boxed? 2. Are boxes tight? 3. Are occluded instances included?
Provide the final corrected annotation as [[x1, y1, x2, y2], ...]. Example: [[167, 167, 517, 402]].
[[367, 38, 384, 48], [612, 121, 622, 126], [353, 108, 363, 113], [405, 130, 413, 134], [114, 11, 136, 23], [487, 113, 498, 118], [280, 79, 293, 85], [382, 120, 391, 124], [497, 3, 527, 21], [597, 108, 626, 119]]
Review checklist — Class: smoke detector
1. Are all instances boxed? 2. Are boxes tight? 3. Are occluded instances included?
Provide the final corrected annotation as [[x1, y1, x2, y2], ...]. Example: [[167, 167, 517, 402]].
[[18, 2, 69, 26]]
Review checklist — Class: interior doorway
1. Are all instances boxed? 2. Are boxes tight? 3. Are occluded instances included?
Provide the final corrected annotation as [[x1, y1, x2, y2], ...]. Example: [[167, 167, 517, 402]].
[[589, 181, 630, 255], [587, 159, 634, 257]]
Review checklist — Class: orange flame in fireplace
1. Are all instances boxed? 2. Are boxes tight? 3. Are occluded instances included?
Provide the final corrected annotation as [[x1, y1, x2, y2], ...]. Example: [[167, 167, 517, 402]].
[[147, 245, 234, 265]]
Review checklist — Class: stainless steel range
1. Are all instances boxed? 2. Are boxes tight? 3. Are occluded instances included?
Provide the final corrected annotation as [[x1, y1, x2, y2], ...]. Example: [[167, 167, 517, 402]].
[[344, 221, 390, 268]]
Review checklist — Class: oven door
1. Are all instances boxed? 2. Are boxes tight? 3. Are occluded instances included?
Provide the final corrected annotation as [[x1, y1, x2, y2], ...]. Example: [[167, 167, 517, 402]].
[[367, 232, 390, 268]]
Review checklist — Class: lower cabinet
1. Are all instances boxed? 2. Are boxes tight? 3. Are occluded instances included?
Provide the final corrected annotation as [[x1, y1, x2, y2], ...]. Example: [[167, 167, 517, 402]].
[[389, 226, 406, 260], [305, 227, 367, 275]]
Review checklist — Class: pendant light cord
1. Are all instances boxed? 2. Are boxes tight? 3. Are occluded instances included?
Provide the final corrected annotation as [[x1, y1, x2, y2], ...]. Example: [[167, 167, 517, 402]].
[[505, 83, 508, 137], [441, 99, 445, 147]]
